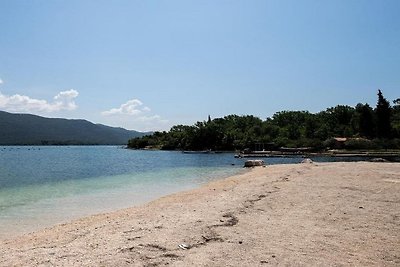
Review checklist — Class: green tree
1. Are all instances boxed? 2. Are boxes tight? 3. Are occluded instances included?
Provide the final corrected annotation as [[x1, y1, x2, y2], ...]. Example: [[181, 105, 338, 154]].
[[391, 98, 400, 138], [304, 116, 318, 139], [320, 105, 355, 137], [375, 89, 392, 138], [352, 103, 375, 138]]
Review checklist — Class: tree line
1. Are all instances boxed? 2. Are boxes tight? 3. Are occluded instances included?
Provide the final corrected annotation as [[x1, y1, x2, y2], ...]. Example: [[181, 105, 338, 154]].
[[128, 90, 400, 151]]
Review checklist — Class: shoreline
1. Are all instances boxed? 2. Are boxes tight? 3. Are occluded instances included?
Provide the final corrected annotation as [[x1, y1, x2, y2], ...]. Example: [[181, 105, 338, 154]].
[[1, 162, 399, 266], [0, 165, 245, 241]]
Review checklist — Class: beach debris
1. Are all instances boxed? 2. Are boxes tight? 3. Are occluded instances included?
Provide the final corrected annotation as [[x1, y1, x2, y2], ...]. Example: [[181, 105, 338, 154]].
[[244, 160, 265, 167], [178, 243, 190, 250], [301, 158, 313, 164]]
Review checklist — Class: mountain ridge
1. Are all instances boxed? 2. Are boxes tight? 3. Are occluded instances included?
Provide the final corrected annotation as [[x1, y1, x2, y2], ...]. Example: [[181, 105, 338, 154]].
[[0, 111, 151, 145]]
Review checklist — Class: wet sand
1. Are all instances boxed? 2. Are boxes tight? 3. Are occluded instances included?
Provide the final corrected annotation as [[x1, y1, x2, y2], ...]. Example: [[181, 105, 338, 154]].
[[1, 162, 399, 266]]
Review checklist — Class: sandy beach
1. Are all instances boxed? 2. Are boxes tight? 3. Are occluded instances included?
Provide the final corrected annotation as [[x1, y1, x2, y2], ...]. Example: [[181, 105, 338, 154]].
[[0, 162, 399, 266]]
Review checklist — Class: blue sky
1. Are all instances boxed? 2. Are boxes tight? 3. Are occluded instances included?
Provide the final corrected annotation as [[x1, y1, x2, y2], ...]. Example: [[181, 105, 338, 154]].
[[0, 0, 399, 131]]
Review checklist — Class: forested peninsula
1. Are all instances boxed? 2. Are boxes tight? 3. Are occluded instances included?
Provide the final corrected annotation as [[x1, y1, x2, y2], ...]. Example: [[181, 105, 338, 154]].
[[128, 90, 400, 151]]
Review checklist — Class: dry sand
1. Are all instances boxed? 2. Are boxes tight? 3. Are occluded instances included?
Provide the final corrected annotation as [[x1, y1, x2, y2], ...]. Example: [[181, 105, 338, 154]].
[[0, 162, 399, 266]]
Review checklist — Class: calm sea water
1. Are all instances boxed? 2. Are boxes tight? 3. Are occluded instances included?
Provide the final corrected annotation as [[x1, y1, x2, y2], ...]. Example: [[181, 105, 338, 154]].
[[0, 146, 247, 239], [0, 146, 358, 239]]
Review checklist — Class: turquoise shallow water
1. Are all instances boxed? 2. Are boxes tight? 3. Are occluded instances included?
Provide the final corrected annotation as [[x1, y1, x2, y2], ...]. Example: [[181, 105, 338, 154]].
[[0, 146, 244, 238]]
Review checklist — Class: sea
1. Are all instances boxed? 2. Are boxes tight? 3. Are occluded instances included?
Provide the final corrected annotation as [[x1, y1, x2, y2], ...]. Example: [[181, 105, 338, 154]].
[[0, 146, 354, 239]]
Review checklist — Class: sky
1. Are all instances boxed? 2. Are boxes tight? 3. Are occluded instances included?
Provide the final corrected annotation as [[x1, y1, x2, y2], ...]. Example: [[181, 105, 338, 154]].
[[0, 0, 399, 132]]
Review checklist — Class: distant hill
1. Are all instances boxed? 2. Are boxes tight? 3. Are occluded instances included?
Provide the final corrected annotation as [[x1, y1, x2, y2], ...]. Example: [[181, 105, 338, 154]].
[[0, 111, 151, 145]]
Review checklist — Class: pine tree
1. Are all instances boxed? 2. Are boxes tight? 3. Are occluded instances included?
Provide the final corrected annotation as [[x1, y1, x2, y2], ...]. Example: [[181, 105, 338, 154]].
[[375, 89, 392, 138]]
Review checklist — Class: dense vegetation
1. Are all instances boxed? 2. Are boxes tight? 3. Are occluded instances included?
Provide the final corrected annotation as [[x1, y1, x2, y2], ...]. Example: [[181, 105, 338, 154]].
[[0, 111, 149, 145], [128, 90, 400, 151]]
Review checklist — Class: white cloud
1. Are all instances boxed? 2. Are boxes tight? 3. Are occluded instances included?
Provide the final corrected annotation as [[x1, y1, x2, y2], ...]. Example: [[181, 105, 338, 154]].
[[142, 106, 151, 112], [0, 89, 79, 113], [102, 99, 169, 131], [53, 89, 79, 111], [0, 79, 3, 85], [102, 99, 150, 116]]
